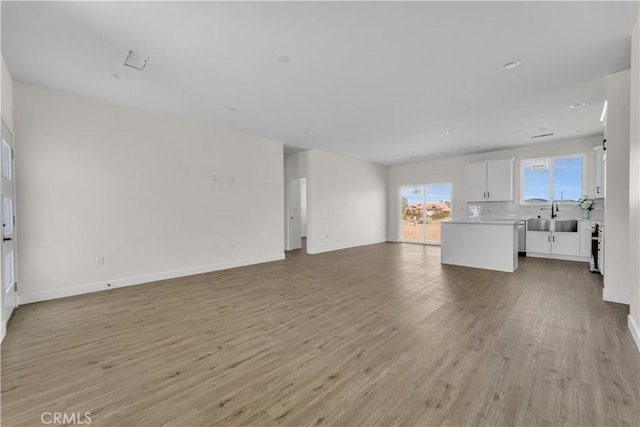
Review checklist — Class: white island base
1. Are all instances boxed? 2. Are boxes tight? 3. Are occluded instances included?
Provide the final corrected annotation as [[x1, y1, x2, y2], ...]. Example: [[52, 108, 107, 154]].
[[441, 221, 519, 272]]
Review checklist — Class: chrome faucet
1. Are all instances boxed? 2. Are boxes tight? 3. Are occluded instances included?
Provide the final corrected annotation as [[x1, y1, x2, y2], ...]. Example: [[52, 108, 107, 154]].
[[540, 200, 559, 218]]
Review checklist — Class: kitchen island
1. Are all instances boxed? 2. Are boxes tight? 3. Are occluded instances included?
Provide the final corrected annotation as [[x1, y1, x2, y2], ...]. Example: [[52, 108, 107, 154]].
[[441, 220, 519, 272]]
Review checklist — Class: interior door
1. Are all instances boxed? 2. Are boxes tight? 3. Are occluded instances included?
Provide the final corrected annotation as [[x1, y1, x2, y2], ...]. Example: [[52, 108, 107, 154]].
[[288, 178, 302, 250], [1, 120, 17, 333]]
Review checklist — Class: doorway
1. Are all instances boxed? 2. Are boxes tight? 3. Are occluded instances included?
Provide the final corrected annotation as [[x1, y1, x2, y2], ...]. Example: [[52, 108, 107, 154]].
[[287, 177, 307, 251], [400, 183, 452, 245], [1, 119, 17, 339]]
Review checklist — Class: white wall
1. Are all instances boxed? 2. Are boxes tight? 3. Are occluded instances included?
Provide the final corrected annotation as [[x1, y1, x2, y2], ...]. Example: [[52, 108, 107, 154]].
[[629, 13, 640, 350], [1, 56, 14, 341], [387, 136, 602, 241], [1, 57, 14, 130], [604, 70, 631, 306], [305, 150, 387, 254], [14, 83, 284, 303]]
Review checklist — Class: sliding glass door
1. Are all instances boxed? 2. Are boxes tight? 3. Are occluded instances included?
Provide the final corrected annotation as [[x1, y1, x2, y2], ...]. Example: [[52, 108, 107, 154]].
[[400, 183, 452, 245]]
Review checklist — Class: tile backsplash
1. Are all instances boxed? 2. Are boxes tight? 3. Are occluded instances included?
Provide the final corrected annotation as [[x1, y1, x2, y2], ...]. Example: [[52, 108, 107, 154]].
[[463, 199, 604, 221]]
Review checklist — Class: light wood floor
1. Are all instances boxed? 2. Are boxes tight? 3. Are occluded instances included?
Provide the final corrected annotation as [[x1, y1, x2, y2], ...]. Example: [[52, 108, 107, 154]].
[[2, 243, 639, 426]]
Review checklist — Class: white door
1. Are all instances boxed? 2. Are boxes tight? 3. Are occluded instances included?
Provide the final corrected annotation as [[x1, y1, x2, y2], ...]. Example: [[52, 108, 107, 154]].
[[1, 120, 17, 335], [465, 162, 487, 202], [486, 159, 513, 201], [288, 178, 302, 250]]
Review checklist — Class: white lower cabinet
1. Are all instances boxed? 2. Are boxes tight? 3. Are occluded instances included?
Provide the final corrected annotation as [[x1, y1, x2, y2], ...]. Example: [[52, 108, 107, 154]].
[[579, 222, 592, 258], [527, 231, 552, 254], [552, 233, 580, 256], [526, 231, 580, 256]]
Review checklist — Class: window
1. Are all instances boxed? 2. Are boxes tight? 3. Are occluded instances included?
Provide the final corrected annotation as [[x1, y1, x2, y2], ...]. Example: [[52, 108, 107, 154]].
[[522, 155, 584, 203]]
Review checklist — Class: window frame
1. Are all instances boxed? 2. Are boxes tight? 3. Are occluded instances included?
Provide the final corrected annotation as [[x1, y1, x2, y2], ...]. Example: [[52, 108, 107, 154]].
[[520, 154, 586, 205]]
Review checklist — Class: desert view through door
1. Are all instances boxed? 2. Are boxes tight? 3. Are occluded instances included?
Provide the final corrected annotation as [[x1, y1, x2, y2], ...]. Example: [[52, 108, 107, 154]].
[[400, 183, 452, 244]]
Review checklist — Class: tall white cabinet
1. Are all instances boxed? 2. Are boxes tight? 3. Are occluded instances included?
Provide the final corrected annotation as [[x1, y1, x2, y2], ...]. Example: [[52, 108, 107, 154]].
[[594, 144, 606, 198], [465, 158, 514, 202]]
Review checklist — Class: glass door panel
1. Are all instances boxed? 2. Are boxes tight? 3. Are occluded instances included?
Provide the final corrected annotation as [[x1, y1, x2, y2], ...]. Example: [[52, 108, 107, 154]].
[[425, 183, 452, 244], [400, 183, 452, 245], [400, 186, 425, 242]]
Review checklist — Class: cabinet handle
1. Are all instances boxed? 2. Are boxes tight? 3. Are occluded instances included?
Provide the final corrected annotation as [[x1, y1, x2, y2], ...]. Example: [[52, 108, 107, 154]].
[[548, 235, 550, 242], [597, 186, 600, 194], [483, 192, 486, 198], [552, 235, 555, 242], [487, 191, 490, 198]]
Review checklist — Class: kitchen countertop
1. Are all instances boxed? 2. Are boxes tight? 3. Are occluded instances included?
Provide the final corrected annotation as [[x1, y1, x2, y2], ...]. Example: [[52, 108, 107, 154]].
[[443, 220, 520, 225]]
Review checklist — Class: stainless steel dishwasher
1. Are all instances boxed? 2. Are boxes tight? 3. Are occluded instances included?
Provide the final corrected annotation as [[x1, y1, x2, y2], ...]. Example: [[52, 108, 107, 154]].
[[518, 220, 526, 255]]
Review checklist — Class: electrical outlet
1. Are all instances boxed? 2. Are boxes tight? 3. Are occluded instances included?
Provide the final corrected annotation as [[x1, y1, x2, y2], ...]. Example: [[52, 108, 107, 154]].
[[96, 256, 104, 266], [231, 243, 236, 250], [213, 244, 218, 252], [325, 233, 329, 239]]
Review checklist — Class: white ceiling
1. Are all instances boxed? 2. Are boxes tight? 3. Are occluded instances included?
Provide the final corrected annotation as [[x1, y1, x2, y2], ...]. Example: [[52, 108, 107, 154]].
[[2, 1, 638, 165]]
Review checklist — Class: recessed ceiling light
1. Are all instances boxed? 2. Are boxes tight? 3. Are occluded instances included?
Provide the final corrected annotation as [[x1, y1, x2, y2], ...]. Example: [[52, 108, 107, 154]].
[[573, 129, 583, 134], [518, 129, 525, 133], [569, 102, 587, 109], [445, 130, 455, 135], [229, 107, 238, 112], [499, 59, 521, 70], [112, 73, 127, 80], [276, 54, 290, 63], [305, 130, 313, 134]]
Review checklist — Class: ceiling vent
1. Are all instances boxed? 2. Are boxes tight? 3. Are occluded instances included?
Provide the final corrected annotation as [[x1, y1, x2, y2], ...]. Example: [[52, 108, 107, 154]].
[[124, 50, 150, 71], [531, 132, 554, 139]]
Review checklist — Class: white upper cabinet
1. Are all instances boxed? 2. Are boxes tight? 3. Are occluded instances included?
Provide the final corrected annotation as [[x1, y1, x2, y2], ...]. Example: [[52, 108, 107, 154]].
[[594, 145, 606, 198], [465, 162, 487, 202], [486, 159, 514, 201], [465, 158, 514, 202]]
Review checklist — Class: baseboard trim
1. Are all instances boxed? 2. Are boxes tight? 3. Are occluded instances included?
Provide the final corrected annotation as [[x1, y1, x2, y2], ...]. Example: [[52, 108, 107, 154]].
[[629, 315, 640, 352], [18, 253, 285, 305], [307, 239, 386, 255], [602, 288, 630, 305], [525, 253, 589, 263]]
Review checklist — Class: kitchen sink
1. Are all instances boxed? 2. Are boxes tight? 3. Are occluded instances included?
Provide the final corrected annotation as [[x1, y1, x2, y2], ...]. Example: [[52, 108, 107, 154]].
[[527, 219, 551, 232], [527, 219, 578, 232], [553, 219, 578, 232]]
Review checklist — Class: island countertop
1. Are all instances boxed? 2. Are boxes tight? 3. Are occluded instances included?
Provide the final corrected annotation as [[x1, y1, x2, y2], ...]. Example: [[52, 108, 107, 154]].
[[443, 220, 521, 225], [441, 220, 518, 272]]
